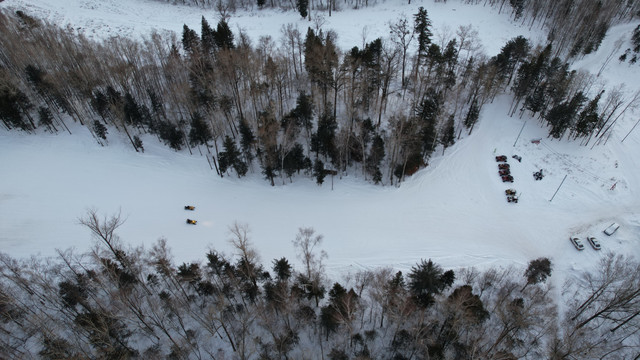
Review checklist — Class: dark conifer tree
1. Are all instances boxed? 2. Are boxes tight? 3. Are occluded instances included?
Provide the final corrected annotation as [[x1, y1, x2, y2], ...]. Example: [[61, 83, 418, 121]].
[[239, 119, 256, 163], [218, 135, 247, 176], [633, 25, 640, 54], [123, 92, 143, 127], [93, 120, 108, 141], [509, 0, 525, 20], [464, 97, 480, 134], [523, 257, 552, 290], [313, 159, 326, 185], [574, 90, 603, 139], [91, 90, 110, 121], [272, 258, 292, 281], [106, 86, 122, 109], [494, 36, 530, 86], [297, 0, 309, 18], [133, 135, 144, 152], [546, 92, 586, 139], [181, 24, 200, 54], [158, 121, 184, 150], [312, 110, 337, 162], [294, 91, 314, 135], [367, 133, 385, 184], [441, 114, 455, 154], [200, 16, 216, 54], [283, 143, 307, 179], [38, 107, 56, 132], [416, 88, 441, 157], [413, 7, 433, 62], [188, 111, 213, 147], [262, 159, 277, 186], [524, 83, 547, 118], [511, 45, 551, 115], [214, 20, 234, 50], [0, 85, 32, 131], [320, 283, 358, 341], [408, 259, 455, 308]]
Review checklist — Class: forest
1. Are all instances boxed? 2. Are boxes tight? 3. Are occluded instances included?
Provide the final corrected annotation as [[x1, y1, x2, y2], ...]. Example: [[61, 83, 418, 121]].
[[1, 0, 640, 186], [1, 210, 640, 359]]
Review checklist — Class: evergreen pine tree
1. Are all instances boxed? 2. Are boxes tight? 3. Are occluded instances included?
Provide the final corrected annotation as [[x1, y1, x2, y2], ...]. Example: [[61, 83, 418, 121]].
[[441, 115, 456, 154], [38, 106, 55, 132], [283, 143, 307, 179], [214, 20, 234, 50], [546, 92, 586, 139], [413, 7, 433, 62], [297, 0, 309, 19], [200, 16, 216, 54], [524, 83, 547, 117], [158, 121, 184, 150], [312, 110, 337, 163], [313, 159, 326, 185], [133, 135, 144, 153], [188, 111, 213, 147], [3, 89, 34, 131], [408, 259, 455, 308], [123, 92, 142, 127], [494, 36, 530, 85], [181, 24, 200, 54], [93, 120, 108, 140], [523, 257, 552, 290], [464, 97, 480, 134], [91, 90, 110, 121], [218, 135, 247, 177], [295, 92, 314, 134], [574, 91, 603, 139], [239, 119, 256, 163], [416, 88, 441, 157]]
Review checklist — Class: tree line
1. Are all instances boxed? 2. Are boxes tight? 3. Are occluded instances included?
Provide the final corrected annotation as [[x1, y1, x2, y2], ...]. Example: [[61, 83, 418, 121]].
[[151, 0, 640, 62], [1, 6, 638, 186], [1, 210, 639, 359]]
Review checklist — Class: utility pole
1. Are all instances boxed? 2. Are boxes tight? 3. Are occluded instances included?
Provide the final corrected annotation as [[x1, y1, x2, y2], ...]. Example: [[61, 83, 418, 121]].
[[514, 120, 527, 147], [549, 174, 568, 202], [621, 118, 640, 143]]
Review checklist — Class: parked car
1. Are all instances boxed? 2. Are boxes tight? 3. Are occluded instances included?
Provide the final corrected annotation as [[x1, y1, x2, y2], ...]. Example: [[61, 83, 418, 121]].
[[587, 236, 601, 250], [501, 175, 514, 182], [603, 223, 620, 236], [570, 237, 585, 250]]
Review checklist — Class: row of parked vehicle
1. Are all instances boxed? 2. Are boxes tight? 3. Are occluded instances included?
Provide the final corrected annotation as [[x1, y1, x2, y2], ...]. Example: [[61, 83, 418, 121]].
[[495, 155, 514, 183], [570, 223, 621, 251], [570, 236, 601, 250]]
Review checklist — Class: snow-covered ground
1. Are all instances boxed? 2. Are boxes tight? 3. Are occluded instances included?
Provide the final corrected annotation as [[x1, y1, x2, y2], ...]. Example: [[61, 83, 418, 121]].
[[0, 0, 546, 55], [1, 0, 639, 286]]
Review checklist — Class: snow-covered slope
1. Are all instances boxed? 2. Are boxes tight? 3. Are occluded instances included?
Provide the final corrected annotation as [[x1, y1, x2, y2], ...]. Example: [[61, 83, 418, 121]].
[[1, 0, 639, 284]]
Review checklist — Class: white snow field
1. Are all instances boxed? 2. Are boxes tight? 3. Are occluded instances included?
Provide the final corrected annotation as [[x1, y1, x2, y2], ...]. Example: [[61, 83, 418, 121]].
[[1, 0, 639, 284]]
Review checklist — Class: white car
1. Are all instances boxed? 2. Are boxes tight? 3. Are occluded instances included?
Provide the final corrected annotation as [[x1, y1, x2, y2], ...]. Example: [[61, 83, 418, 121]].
[[603, 223, 620, 236], [587, 237, 601, 250], [570, 237, 585, 251]]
